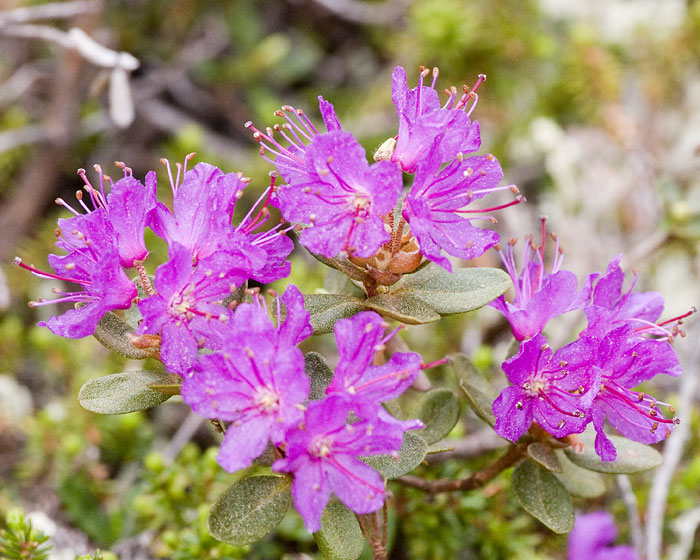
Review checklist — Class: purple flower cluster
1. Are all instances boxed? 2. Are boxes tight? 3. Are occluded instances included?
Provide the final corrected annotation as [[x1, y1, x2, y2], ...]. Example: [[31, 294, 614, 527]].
[[248, 66, 522, 274], [492, 227, 690, 461], [16, 157, 293, 376], [182, 288, 424, 532]]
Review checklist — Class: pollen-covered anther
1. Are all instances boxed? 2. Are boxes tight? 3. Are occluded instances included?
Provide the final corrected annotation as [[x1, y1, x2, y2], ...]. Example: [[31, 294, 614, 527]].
[[515, 401, 523, 410], [558, 420, 566, 429]]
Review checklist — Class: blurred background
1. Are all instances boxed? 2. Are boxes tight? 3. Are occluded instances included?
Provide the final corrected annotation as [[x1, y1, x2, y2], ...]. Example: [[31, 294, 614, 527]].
[[1, 0, 700, 558]]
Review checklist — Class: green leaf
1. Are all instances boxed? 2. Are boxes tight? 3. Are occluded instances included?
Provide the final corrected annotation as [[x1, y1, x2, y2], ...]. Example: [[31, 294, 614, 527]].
[[92, 312, 159, 360], [389, 265, 511, 315], [554, 450, 606, 498], [564, 430, 663, 474], [207, 476, 292, 546], [305, 352, 334, 401], [363, 293, 441, 324], [452, 353, 496, 427], [303, 294, 366, 335], [511, 459, 574, 534], [415, 388, 461, 445], [362, 431, 427, 479], [527, 442, 563, 473], [313, 502, 364, 560], [78, 371, 177, 414]]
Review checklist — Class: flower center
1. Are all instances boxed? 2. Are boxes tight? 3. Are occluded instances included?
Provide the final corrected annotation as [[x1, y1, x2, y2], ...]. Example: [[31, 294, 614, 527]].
[[255, 389, 279, 411], [309, 436, 333, 458]]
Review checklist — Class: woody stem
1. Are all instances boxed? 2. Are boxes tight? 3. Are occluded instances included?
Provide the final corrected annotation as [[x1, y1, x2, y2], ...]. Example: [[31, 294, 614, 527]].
[[396, 442, 528, 493]]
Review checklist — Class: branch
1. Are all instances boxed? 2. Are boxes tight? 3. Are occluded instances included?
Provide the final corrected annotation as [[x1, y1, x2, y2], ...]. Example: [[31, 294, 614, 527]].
[[0, 1, 101, 26], [310, 0, 413, 25], [397, 442, 528, 493], [616, 475, 644, 558], [424, 430, 508, 463], [645, 323, 700, 560]]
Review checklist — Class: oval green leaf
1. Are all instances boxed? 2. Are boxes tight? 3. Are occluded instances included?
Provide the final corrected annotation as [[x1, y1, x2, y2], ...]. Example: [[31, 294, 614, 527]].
[[313, 502, 364, 560], [554, 450, 606, 498], [305, 351, 334, 401], [304, 294, 366, 335], [452, 353, 496, 427], [92, 312, 159, 360], [208, 476, 292, 546], [511, 459, 574, 534], [78, 371, 178, 414], [564, 430, 663, 474], [527, 442, 563, 473], [362, 431, 427, 479], [390, 265, 512, 315], [415, 388, 461, 445], [363, 293, 440, 324]]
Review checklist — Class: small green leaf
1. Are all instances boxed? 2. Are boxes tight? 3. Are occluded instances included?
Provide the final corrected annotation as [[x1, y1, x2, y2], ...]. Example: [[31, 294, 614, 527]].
[[564, 430, 663, 474], [390, 265, 511, 315], [207, 476, 291, 546], [554, 450, 606, 498], [362, 431, 427, 479], [78, 371, 177, 414], [511, 459, 574, 534], [313, 502, 364, 560], [92, 312, 159, 359], [527, 442, 563, 473], [415, 388, 461, 444], [304, 294, 366, 335], [305, 352, 334, 401], [452, 353, 496, 427], [363, 293, 441, 324]]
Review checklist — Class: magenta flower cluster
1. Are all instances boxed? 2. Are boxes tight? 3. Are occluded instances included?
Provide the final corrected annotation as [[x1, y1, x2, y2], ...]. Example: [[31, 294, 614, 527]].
[[16, 64, 691, 540], [183, 288, 423, 531], [248, 66, 522, 272], [490, 221, 688, 461]]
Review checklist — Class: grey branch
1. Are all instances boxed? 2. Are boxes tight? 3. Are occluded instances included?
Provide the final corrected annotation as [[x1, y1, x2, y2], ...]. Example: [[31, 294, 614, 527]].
[[0, 0, 101, 26], [645, 322, 700, 560], [310, 0, 413, 25], [616, 474, 644, 558]]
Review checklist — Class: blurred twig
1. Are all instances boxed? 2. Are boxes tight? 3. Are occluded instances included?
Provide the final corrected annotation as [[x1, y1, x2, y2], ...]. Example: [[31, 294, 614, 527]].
[[616, 475, 644, 558], [646, 321, 700, 560], [309, 0, 412, 25], [0, 1, 101, 26]]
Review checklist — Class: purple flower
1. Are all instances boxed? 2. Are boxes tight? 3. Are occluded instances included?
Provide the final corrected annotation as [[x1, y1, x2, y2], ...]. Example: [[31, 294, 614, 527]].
[[568, 512, 638, 560], [182, 285, 312, 472], [493, 334, 600, 442], [325, 311, 422, 422], [247, 97, 342, 185], [16, 210, 136, 338], [584, 326, 681, 461], [389, 66, 482, 173], [137, 243, 251, 374], [53, 164, 158, 268], [489, 219, 581, 340], [149, 157, 294, 281], [273, 131, 403, 259], [148, 160, 247, 263], [402, 137, 521, 271], [273, 395, 404, 532]]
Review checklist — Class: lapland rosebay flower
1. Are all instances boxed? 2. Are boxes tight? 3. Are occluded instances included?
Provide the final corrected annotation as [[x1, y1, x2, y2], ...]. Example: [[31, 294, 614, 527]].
[[493, 334, 600, 442], [389, 66, 483, 172], [583, 325, 681, 461], [402, 137, 521, 271], [273, 395, 404, 532], [568, 512, 638, 560], [489, 219, 581, 340], [149, 158, 292, 281], [182, 285, 312, 472], [137, 243, 251, 374], [325, 311, 423, 422], [15, 210, 137, 339], [583, 254, 695, 340]]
